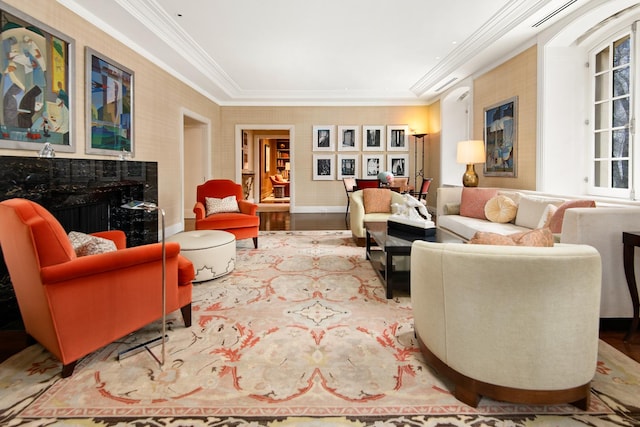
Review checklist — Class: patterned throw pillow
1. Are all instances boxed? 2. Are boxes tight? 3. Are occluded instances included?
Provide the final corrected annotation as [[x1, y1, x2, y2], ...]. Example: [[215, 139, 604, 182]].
[[484, 195, 517, 223], [68, 231, 117, 257], [469, 228, 554, 247], [363, 188, 392, 213], [459, 188, 498, 220], [205, 196, 240, 215]]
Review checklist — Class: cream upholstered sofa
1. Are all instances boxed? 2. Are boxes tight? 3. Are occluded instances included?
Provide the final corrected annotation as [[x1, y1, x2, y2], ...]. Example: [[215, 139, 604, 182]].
[[349, 188, 405, 245], [411, 240, 602, 408], [436, 186, 640, 319]]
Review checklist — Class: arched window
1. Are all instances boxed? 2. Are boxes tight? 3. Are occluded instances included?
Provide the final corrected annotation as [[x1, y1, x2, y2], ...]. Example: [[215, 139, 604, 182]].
[[588, 28, 635, 198]]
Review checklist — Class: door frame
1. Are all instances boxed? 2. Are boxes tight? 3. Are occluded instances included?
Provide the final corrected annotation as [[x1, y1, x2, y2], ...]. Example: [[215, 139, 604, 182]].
[[181, 108, 211, 225], [235, 124, 295, 209]]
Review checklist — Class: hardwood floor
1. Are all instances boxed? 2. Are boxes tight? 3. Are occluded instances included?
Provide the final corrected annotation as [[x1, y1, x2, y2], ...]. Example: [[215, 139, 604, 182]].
[[2, 212, 639, 365]]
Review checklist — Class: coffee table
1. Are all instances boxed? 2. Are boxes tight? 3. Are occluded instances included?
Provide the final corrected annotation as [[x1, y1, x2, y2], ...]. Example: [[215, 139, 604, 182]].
[[365, 221, 463, 299]]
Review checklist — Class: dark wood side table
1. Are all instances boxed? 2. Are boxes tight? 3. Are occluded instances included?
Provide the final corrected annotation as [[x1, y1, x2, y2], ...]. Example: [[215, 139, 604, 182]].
[[622, 231, 640, 341]]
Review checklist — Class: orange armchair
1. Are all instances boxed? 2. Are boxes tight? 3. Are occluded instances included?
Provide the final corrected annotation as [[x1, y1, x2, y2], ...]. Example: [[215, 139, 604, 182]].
[[269, 174, 290, 197], [193, 179, 260, 248], [0, 198, 194, 378]]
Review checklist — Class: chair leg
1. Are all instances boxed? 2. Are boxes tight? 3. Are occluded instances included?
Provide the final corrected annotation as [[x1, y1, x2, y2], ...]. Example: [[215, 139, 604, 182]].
[[345, 198, 350, 226], [61, 361, 77, 378], [253, 237, 258, 248], [180, 303, 192, 327]]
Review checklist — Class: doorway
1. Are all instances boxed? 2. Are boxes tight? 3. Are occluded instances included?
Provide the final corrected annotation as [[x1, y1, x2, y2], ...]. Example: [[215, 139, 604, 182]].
[[182, 110, 211, 223], [235, 125, 295, 212]]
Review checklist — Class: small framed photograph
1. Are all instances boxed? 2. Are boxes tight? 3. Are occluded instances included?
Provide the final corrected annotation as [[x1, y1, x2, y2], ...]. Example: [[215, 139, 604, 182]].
[[337, 154, 359, 179], [313, 154, 335, 180], [337, 125, 360, 151], [362, 154, 384, 178], [387, 153, 408, 177], [387, 125, 409, 151], [312, 125, 335, 151], [363, 125, 385, 151]]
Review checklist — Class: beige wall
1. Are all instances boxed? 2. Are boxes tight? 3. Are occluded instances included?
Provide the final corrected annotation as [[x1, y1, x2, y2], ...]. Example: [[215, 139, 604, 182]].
[[473, 45, 537, 190], [219, 106, 429, 210], [0, 0, 220, 230]]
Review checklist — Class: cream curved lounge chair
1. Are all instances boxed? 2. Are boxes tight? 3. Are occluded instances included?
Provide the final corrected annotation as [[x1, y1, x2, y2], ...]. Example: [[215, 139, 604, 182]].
[[411, 241, 602, 408]]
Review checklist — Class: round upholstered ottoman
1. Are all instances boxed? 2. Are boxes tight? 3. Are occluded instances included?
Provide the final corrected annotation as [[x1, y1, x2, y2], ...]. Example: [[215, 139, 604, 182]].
[[167, 230, 236, 282]]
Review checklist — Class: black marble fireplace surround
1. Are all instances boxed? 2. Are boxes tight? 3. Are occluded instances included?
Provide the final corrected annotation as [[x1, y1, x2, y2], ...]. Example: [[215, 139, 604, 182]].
[[0, 155, 159, 329]]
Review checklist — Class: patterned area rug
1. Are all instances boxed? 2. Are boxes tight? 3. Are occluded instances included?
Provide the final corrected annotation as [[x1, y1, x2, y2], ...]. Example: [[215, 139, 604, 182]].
[[1, 230, 639, 426]]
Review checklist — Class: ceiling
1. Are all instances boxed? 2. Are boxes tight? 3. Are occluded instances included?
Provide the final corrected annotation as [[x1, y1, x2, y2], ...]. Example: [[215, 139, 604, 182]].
[[60, 0, 593, 106]]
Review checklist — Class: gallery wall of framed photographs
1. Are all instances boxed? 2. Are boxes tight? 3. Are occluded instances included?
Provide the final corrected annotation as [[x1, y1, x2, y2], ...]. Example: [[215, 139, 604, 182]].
[[311, 125, 409, 181]]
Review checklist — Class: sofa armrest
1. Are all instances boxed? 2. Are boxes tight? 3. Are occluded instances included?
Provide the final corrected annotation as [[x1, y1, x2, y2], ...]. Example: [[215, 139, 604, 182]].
[[90, 230, 127, 249], [238, 200, 258, 215], [561, 206, 640, 317], [436, 187, 463, 217], [41, 242, 182, 284], [193, 202, 206, 220]]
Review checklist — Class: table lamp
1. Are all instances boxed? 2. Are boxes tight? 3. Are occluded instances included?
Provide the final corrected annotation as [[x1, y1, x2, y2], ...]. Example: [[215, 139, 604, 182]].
[[456, 140, 485, 187]]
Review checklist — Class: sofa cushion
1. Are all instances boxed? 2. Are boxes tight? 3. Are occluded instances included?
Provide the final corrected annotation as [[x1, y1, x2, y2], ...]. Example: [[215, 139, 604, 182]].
[[548, 199, 596, 233], [469, 227, 554, 247], [206, 195, 240, 215], [459, 188, 498, 220], [68, 231, 117, 257], [514, 195, 564, 229], [438, 214, 529, 241], [363, 188, 392, 213], [484, 195, 518, 223]]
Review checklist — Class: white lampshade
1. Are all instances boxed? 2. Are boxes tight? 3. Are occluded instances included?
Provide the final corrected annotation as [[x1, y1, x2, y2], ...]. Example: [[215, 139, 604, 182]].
[[285, 163, 290, 171], [456, 140, 486, 164]]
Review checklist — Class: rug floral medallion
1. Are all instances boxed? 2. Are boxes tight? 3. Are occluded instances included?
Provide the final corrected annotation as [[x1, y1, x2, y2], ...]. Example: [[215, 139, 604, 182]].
[[1, 230, 639, 426]]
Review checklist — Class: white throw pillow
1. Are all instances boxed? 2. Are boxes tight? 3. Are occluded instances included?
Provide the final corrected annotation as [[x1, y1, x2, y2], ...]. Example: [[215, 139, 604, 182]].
[[205, 195, 240, 215], [514, 195, 564, 229], [68, 231, 117, 257], [536, 204, 558, 229]]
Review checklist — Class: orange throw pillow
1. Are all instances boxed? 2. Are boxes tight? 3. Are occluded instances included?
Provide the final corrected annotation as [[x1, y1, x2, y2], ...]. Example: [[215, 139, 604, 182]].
[[548, 200, 596, 233], [363, 188, 392, 213], [469, 228, 554, 247], [460, 188, 498, 220]]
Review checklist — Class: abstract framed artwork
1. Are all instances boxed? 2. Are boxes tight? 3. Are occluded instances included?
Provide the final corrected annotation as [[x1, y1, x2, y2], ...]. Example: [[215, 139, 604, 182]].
[[313, 154, 335, 180], [386, 125, 409, 151], [337, 125, 359, 151], [362, 154, 384, 178], [362, 125, 385, 151], [387, 153, 408, 177], [337, 154, 359, 180], [312, 125, 335, 151], [86, 47, 134, 156], [484, 96, 517, 177], [0, 3, 75, 152]]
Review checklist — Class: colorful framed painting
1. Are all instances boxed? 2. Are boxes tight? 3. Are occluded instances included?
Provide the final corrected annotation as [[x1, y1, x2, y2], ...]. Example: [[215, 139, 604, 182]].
[[337, 125, 359, 151], [86, 47, 134, 156], [0, 3, 75, 152], [312, 125, 335, 151], [313, 154, 335, 180], [386, 125, 409, 151], [362, 154, 384, 178], [362, 125, 385, 151], [484, 96, 517, 177]]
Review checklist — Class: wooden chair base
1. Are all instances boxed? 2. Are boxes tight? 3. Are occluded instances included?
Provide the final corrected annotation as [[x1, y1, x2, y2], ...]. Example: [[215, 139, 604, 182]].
[[416, 333, 591, 409]]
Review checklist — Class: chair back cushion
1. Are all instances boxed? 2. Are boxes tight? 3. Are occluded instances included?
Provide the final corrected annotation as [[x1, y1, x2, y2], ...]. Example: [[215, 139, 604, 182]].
[[362, 188, 392, 213], [0, 198, 76, 268], [196, 180, 243, 205]]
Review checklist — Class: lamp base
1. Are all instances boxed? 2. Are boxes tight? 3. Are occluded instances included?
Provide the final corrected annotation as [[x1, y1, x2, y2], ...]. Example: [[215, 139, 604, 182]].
[[462, 164, 479, 187]]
